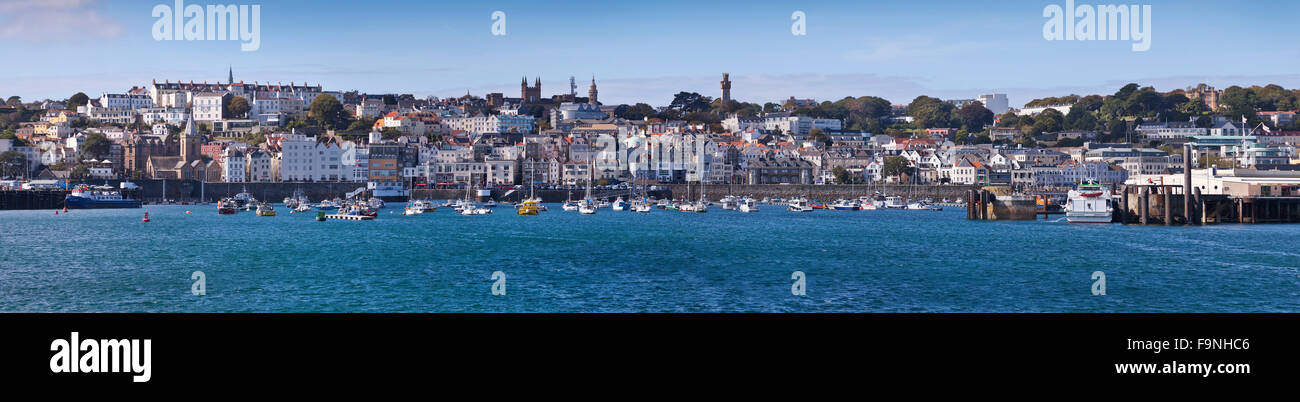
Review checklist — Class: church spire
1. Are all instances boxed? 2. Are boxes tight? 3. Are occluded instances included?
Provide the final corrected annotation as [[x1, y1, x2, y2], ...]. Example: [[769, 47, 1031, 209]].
[[228, 66, 234, 85]]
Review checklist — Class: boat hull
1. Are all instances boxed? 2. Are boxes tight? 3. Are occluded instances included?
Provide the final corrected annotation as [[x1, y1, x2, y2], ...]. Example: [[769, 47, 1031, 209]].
[[64, 196, 141, 209]]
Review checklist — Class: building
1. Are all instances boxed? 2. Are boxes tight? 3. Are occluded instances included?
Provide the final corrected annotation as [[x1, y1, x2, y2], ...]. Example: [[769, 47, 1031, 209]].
[[100, 93, 155, 110], [192, 92, 231, 122], [746, 157, 813, 184], [977, 94, 1009, 115], [221, 148, 246, 182], [521, 76, 542, 103], [720, 73, 732, 104]]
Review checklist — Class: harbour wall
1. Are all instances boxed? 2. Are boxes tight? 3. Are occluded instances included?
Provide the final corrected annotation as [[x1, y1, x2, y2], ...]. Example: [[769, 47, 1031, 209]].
[[663, 184, 978, 201]]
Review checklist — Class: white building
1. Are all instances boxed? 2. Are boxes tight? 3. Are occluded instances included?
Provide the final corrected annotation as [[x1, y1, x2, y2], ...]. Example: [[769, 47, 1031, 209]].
[[100, 93, 155, 110], [276, 133, 345, 181], [246, 149, 274, 182], [193, 92, 230, 122], [222, 149, 246, 182], [977, 94, 1009, 115]]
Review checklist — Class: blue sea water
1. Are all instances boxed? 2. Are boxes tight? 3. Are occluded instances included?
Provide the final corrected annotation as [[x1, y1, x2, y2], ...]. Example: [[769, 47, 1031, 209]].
[[0, 204, 1297, 312]]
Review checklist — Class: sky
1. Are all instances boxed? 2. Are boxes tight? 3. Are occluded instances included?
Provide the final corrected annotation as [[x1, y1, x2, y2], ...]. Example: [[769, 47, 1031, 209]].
[[2, 0, 1299, 108]]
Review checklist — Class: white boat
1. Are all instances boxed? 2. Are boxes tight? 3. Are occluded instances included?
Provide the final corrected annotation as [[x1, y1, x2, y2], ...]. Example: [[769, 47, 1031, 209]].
[[597, 199, 611, 209], [830, 199, 861, 211], [368, 197, 386, 209], [882, 196, 906, 209], [858, 197, 878, 210], [720, 196, 739, 210], [738, 197, 759, 213], [404, 200, 429, 215], [787, 197, 813, 212], [1065, 182, 1113, 224], [631, 198, 652, 213], [578, 199, 597, 215], [561, 201, 579, 211], [611, 197, 627, 211]]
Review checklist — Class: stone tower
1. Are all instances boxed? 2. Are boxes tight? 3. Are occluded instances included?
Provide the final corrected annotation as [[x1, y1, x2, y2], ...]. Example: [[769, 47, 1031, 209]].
[[180, 115, 201, 163], [521, 76, 542, 103], [588, 76, 598, 105], [720, 73, 732, 104]]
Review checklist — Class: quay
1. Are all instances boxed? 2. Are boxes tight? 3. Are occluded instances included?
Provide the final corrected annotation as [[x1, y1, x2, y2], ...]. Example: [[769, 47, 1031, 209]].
[[969, 144, 1300, 225]]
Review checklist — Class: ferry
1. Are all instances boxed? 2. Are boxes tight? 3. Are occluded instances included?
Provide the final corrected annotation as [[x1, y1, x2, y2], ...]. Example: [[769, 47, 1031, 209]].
[[64, 186, 142, 209], [1065, 182, 1113, 224]]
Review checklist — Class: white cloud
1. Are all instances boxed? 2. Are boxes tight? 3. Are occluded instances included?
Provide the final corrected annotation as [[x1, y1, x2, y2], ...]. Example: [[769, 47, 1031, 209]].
[[0, 0, 122, 42]]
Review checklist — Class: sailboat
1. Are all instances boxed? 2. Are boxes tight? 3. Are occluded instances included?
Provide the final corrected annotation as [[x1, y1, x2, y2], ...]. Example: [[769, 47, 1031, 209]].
[[459, 181, 491, 215], [517, 168, 541, 216], [693, 178, 708, 213], [579, 160, 597, 215]]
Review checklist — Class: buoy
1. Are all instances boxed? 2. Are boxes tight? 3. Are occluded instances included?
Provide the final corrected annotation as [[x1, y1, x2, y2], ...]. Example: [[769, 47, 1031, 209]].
[[142, 212, 151, 223], [186, 210, 191, 215], [55, 210, 59, 215], [62, 207, 68, 213]]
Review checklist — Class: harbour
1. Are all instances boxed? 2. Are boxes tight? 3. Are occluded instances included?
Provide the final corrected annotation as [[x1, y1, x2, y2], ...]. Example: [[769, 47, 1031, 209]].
[[1, 202, 1296, 313]]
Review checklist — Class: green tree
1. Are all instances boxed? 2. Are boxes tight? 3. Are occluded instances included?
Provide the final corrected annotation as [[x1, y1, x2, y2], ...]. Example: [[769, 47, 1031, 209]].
[[67, 92, 90, 110], [80, 132, 112, 159], [0, 150, 27, 178], [382, 94, 397, 105], [831, 166, 851, 184], [380, 127, 403, 140], [308, 94, 347, 129], [227, 96, 251, 119], [956, 103, 994, 130], [880, 156, 911, 179], [669, 92, 712, 113]]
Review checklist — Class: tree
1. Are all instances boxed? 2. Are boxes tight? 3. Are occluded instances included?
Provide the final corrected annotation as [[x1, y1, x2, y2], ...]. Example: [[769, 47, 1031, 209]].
[[614, 103, 657, 120], [809, 128, 831, 147], [669, 92, 712, 113], [379, 127, 403, 140], [382, 94, 397, 105], [880, 156, 911, 179], [905, 96, 954, 129], [0, 150, 26, 178], [956, 103, 994, 130], [67, 93, 90, 110], [831, 166, 851, 185], [69, 165, 90, 179], [80, 132, 112, 160], [308, 94, 347, 129], [227, 96, 251, 119], [5, 96, 20, 106]]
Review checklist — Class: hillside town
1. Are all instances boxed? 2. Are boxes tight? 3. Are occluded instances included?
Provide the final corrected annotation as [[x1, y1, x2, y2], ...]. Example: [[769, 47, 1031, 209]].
[[2, 72, 1299, 193]]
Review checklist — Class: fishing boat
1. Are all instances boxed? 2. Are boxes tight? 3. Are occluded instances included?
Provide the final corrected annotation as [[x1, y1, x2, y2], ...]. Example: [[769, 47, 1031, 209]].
[[882, 196, 907, 209], [403, 201, 427, 215], [314, 199, 339, 211], [631, 198, 652, 213], [292, 203, 314, 213], [64, 185, 142, 209], [368, 197, 386, 209], [830, 199, 861, 211], [1064, 182, 1113, 223], [787, 197, 814, 212], [217, 198, 239, 214], [233, 186, 256, 209], [517, 198, 541, 215], [256, 202, 276, 216], [738, 197, 759, 213]]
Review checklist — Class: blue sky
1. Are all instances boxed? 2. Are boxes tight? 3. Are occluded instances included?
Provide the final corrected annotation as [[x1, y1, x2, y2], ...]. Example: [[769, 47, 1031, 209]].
[[2, 0, 1299, 108]]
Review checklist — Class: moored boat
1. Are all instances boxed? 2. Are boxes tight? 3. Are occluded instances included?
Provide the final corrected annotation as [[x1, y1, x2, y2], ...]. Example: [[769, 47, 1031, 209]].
[[1065, 182, 1113, 223], [64, 186, 142, 209]]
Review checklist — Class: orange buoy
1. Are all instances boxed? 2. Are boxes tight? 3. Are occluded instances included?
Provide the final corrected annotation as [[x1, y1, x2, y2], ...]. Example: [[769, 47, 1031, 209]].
[[186, 210, 191, 215], [142, 212, 151, 223]]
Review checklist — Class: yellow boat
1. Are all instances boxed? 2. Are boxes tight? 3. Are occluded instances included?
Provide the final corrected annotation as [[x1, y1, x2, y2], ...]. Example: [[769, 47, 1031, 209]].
[[256, 203, 276, 216], [517, 198, 540, 215]]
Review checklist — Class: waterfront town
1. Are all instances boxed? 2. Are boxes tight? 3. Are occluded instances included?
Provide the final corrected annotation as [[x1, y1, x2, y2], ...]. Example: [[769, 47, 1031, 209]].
[[2, 71, 1300, 208]]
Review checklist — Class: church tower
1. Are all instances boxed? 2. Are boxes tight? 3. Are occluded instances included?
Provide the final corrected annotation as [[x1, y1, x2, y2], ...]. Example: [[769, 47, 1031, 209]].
[[720, 73, 732, 104], [588, 76, 598, 105], [228, 66, 234, 85], [180, 115, 201, 163]]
